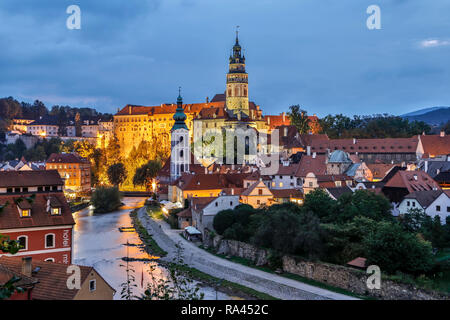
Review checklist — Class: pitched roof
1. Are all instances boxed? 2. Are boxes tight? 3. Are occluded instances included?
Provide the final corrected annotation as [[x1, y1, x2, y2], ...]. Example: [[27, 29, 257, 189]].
[[384, 170, 441, 193], [434, 171, 450, 183], [191, 197, 217, 210], [0, 263, 38, 288], [115, 102, 225, 117], [0, 170, 63, 188], [47, 153, 88, 164], [403, 190, 443, 208], [177, 208, 192, 218], [0, 192, 75, 229], [270, 189, 303, 199], [309, 137, 419, 154], [0, 256, 99, 300], [241, 181, 272, 196], [347, 257, 367, 269], [420, 134, 450, 157], [326, 186, 353, 199], [295, 154, 327, 177], [366, 163, 396, 180], [176, 173, 249, 191]]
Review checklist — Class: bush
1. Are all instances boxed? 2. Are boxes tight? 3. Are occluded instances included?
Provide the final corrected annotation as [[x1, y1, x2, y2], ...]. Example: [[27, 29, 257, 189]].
[[91, 186, 122, 213], [213, 209, 235, 235]]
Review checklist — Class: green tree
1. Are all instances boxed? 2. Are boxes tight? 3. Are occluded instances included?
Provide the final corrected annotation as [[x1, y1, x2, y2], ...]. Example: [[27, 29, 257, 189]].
[[107, 163, 127, 187], [364, 221, 434, 275], [288, 105, 310, 134], [132, 160, 162, 191], [302, 189, 337, 221]]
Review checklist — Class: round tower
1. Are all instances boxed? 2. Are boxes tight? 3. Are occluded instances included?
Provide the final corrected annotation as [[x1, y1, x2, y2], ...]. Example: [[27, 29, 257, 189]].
[[170, 89, 190, 181]]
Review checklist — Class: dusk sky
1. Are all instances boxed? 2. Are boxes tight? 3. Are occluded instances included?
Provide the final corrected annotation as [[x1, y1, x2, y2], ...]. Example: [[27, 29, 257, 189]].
[[0, 0, 449, 117]]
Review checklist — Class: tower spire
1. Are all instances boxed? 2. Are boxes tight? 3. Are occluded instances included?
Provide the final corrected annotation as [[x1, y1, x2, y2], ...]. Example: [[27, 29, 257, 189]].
[[172, 87, 187, 131], [236, 25, 239, 44]]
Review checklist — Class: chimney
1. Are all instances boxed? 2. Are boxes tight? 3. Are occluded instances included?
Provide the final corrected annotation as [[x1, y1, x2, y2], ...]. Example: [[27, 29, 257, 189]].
[[284, 127, 288, 137], [424, 160, 428, 173], [231, 188, 234, 195], [353, 138, 356, 144], [440, 131, 445, 137], [282, 112, 286, 122], [307, 146, 311, 156], [204, 167, 207, 174], [267, 117, 270, 125], [22, 257, 32, 277], [312, 152, 317, 159], [129, 106, 132, 115]]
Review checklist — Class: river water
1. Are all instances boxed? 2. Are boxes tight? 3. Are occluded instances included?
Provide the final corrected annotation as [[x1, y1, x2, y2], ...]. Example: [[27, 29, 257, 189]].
[[72, 197, 230, 300]]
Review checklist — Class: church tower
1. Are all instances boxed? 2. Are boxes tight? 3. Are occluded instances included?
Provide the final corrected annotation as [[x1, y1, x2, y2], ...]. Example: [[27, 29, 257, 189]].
[[226, 28, 249, 117], [170, 89, 190, 181]]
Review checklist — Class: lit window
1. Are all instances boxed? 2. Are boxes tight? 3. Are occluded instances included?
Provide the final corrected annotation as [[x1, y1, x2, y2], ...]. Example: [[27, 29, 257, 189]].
[[21, 209, 31, 217], [51, 207, 61, 215]]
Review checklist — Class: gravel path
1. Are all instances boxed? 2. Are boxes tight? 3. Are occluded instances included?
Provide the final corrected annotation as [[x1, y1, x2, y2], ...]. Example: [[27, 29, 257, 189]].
[[138, 207, 357, 300]]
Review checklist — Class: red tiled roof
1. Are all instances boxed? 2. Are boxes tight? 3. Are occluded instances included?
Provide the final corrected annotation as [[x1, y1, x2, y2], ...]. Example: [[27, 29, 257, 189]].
[[420, 134, 450, 157], [191, 197, 217, 210], [347, 257, 367, 269], [177, 208, 192, 218], [47, 153, 88, 164], [309, 137, 419, 154], [384, 170, 441, 193], [0, 170, 63, 188], [115, 102, 225, 117], [295, 155, 327, 177], [0, 192, 75, 230], [366, 163, 397, 180], [0, 256, 95, 300], [271, 189, 303, 199], [176, 173, 249, 191], [265, 114, 290, 129]]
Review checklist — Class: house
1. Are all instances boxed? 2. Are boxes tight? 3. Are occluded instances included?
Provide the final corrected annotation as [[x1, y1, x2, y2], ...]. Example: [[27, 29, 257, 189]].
[[191, 194, 240, 237], [270, 162, 301, 190], [425, 190, 450, 224], [46, 153, 91, 195], [0, 260, 37, 300], [0, 256, 115, 300], [382, 170, 441, 203], [271, 189, 304, 204], [433, 171, 450, 189], [303, 173, 353, 194], [325, 186, 354, 200], [26, 116, 59, 137], [240, 180, 273, 208], [418, 160, 450, 179], [419, 132, 450, 159], [0, 170, 75, 264], [398, 190, 443, 216], [366, 163, 397, 181], [294, 153, 327, 188]]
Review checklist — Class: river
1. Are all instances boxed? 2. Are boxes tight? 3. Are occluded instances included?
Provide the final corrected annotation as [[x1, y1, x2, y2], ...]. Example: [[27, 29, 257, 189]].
[[72, 197, 230, 300]]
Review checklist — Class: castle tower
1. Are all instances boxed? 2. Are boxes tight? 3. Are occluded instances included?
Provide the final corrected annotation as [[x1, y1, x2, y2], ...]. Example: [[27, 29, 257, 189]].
[[226, 28, 249, 117], [170, 89, 190, 181]]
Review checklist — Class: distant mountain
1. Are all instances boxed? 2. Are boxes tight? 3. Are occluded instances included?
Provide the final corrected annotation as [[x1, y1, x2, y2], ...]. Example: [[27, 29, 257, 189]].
[[402, 107, 450, 126]]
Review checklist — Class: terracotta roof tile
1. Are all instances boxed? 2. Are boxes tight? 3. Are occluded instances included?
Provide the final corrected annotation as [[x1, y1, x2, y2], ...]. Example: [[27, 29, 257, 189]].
[[0, 170, 63, 188]]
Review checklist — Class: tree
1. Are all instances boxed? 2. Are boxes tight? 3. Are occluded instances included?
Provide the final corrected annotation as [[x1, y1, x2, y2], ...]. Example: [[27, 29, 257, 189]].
[[132, 160, 162, 191], [107, 163, 127, 187], [91, 186, 123, 213], [302, 189, 337, 221], [288, 105, 310, 134], [364, 221, 434, 275], [213, 209, 237, 235], [431, 215, 445, 249]]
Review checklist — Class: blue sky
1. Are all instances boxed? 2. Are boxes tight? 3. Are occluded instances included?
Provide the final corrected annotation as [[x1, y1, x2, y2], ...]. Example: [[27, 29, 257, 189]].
[[0, 0, 449, 117]]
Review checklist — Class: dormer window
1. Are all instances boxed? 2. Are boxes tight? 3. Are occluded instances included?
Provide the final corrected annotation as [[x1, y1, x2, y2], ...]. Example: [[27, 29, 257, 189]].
[[21, 209, 31, 217], [51, 207, 61, 215]]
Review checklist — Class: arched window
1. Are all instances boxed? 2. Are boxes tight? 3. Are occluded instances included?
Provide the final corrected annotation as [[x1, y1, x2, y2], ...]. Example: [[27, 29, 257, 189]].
[[180, 150, 184, 158], [45, 234, 55, 248], [45, 258, 55, 262], [17, 236, 27, 251], [180, 136, 183, 143]]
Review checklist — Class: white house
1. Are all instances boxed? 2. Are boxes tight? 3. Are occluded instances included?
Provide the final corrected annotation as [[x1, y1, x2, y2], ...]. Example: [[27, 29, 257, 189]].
[[426, 190, 450, 224], [398, 190, 449, 223], [191, 194, 240, 237]]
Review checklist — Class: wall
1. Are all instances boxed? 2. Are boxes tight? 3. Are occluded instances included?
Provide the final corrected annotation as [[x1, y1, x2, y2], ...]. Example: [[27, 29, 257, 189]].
[[426, 192, 450, 224], [207, 237, 449, 300], [74, 269, 115, 300]]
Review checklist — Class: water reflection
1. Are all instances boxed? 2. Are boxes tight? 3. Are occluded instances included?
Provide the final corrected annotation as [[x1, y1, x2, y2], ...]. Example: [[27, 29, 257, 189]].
[[73, 197, 229, 300]]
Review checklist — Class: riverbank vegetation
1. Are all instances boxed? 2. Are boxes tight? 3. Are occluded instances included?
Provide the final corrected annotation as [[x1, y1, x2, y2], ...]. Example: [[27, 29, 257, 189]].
[[91, 186, 122, 213], [213, 189, 450, 294], [130, 209, 167, 257]]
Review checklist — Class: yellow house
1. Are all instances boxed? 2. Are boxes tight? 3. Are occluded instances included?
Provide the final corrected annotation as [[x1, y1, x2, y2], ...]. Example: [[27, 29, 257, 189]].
[[240, 180, 273, 208]]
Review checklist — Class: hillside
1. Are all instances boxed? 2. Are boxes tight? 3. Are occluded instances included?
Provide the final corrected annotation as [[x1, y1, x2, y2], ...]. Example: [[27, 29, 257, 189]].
[[402, 107, 450, 126]]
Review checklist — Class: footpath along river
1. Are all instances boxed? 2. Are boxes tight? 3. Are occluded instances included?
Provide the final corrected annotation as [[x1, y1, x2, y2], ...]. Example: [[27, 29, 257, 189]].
[[72, 197, 230, 300]]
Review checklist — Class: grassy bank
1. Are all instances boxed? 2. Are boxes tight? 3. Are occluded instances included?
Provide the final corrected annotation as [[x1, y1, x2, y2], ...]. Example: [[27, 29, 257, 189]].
[[130, 209, 167, 257], [167, 262, 278, 300]]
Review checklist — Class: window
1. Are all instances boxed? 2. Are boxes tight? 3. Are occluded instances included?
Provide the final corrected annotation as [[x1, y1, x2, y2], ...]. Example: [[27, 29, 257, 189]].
[[258, 189, 263, 195], [412, 202, 415, 207], [17, 236, 27, 250], [436, 205, 441, 212], [447, 207, 450, 212], [230, 201, 233, 206], [45, 258, 55, 262], [45, 234, 55, 248], [21, 209, 31, 217], [256, 200, 261, 205], [407, 201, 410, 206], [89, 279, 96, 292], [279, 182, 284, 188], [51, 207, 61, 215]]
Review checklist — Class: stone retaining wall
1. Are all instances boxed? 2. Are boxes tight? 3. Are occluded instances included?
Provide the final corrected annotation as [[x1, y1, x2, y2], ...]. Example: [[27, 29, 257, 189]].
[[206, 235, 449, 300]]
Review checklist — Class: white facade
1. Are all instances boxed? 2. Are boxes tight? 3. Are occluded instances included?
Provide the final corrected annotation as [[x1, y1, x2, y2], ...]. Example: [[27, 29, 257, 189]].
[[270, 174, 301, 190], [27, 124, 58, 137], [170, 128, 190, 181], [192, 195, 240, 236], [398, 198, 424, 215], [426, 193, 450, 224]]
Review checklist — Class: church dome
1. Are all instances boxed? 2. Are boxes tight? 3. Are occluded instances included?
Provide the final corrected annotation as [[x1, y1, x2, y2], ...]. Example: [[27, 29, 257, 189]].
[[328, 150, 352, 163]]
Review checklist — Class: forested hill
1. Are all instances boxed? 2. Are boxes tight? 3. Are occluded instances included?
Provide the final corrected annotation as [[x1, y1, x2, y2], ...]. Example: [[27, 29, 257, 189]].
[[402, 107, 450, 126]]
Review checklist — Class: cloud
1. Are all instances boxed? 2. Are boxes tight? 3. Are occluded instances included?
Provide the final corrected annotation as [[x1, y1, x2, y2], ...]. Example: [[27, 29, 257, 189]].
[[419, 39, 450, 48]]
